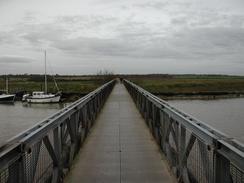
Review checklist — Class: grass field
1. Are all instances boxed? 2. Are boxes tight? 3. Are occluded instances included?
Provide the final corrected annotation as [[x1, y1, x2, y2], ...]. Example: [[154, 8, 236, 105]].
[[128, 75, 244, 98], [0, 75, 110, 101], [1, 74, 244, 101], [0, 75, 112, 93]]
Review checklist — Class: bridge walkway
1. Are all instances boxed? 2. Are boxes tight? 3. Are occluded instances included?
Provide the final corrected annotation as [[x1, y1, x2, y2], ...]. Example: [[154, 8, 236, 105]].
[[65, 83, 174, 183]]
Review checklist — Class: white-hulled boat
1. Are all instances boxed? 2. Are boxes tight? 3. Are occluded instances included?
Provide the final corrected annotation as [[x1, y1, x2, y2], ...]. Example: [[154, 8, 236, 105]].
[[0, 77, 15, 103], [26, 92, 61, 103], [24, 51, 61, 103], [0, 94, 15, 103]]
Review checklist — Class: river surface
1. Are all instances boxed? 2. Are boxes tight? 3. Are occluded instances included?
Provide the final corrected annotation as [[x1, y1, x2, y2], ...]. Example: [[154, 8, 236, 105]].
[[0, 102, 65, 146], [169, 98, 244, 144], [0, 99, 244, 146]]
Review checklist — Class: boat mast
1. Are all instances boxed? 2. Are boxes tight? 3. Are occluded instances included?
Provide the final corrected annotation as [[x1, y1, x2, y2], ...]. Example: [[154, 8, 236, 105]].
[[44, 50, 47, 94], [6, 76, 8, 94]]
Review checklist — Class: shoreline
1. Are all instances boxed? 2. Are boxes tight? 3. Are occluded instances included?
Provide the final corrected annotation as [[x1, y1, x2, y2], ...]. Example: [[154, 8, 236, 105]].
[[157, 93, 244, 100], [14, 92, 244, 102], [14, 93, 89, 103]]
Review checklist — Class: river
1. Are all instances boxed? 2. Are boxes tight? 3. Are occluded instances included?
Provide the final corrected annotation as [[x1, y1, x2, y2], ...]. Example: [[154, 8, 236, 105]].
[[0, 102, 65, 146], [0, 98, 243, 146], [169, 98, 244, 144]]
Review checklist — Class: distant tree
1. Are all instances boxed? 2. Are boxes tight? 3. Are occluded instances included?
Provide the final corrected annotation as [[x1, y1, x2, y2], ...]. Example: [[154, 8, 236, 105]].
[[96, 69, 115, 82]]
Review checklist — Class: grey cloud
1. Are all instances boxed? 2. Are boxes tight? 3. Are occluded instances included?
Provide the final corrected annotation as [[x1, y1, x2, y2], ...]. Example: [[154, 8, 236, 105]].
[[133, 2, 169, 9], [50, 26, 244, 61], [17, 15, 119, 47], [167, 27, 244, 62], [133, 1, 192, 10], [0, 55, 35, 64], [57, 15, 118, 28], [4, 13, 244, 63], [171, 16, 188, 26], [169, 8, 244, 30], [190, 13, 244, 28], [52, 37, 136, 57], [23, 12, 38, 23], [19, 23, 70, 47], [1, 0, 244, 74], [0, 31, 17, 44]]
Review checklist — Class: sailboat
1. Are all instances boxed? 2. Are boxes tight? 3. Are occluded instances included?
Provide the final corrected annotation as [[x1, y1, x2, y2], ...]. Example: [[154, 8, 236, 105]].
[[24, 51, 61, 103], [0, 76, 15, 103]]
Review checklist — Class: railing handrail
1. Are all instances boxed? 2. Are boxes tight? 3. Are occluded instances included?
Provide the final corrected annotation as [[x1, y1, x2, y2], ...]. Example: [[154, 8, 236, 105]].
[[0, 80, 115, 171], [124, 79, 244, 172]]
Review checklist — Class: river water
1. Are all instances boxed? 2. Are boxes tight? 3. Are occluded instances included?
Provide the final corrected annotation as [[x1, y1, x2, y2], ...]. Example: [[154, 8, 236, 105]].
[[0, 102, 65, 146], [0, 99, 243, 146], [169, 98, 244, 144]]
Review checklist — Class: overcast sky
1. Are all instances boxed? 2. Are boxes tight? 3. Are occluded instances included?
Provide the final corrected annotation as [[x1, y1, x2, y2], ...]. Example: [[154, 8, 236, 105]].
[[0, 0, 244, 75]]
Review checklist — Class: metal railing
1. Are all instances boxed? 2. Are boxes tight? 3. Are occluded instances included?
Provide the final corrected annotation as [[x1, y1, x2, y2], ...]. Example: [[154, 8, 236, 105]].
[[124, 79, 244, 183], [0, 80, 116, 183]]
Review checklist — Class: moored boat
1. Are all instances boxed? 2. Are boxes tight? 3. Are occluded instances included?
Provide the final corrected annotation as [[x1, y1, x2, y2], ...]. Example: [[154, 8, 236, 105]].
[[23, 51, 61, 103], [0, 94, 15, 103], [26, 92, 61, 103], [22, 93, 30, 102], [0, 76, 15, 103]]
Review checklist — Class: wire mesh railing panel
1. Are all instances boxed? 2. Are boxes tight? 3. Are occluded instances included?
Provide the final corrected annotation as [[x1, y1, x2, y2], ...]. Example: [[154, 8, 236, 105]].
[[1, 162, 16, 183], [230, 163, 244, 183], [32, 141, 53, 183], [1, 157, 23, 183], [0, 168, 8, 183], [187, 136, 214, 183]]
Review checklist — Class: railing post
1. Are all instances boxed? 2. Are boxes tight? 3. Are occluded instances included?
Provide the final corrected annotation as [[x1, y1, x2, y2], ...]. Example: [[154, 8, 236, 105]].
[[179, 125, 186, 174], [53, 126, 62, 182]]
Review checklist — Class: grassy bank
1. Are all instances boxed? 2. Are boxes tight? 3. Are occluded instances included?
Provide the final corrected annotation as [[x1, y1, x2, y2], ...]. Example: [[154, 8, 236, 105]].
[[0, 75, 111, 102], [1, 74, 244, 101], [128, 75, 244, 100]]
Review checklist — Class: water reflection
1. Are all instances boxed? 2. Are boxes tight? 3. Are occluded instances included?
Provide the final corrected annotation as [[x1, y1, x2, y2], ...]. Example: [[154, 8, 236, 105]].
[[22, 102, 65, 109]]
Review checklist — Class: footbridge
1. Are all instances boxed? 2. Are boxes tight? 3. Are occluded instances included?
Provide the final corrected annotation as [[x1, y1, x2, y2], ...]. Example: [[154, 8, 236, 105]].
[[0, 79, 243, 183]]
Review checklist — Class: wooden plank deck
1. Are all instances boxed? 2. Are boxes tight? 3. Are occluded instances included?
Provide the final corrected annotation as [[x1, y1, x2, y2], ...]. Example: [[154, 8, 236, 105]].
[[65, 83, 174, 183]]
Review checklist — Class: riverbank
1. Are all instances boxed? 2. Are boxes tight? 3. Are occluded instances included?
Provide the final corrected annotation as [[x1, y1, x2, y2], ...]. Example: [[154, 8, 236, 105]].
[[128, 74, 244, 100], [158, 93, 244, 100], [0, 75, 112, 102], [2, 74, 244, 102]]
